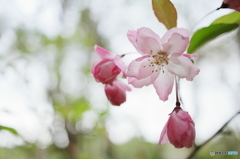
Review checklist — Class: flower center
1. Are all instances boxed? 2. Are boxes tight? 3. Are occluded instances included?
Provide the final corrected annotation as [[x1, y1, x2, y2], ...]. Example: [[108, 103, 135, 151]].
[[144, 50, 169, 73], [152, 51, 169, 66]]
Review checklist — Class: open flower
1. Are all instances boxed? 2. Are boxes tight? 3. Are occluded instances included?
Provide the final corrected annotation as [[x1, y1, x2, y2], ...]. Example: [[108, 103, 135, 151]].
[[127, 27, 200, 101], [104, 80, 131, 106], [91, 45, 126, 84], [159, 107, 195, 148]]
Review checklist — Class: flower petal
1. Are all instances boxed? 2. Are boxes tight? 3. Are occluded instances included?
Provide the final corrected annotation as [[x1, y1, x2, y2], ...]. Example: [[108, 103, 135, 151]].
[[128, 70, 159, 88], [167, 112, 188, 148], [153, 70, 174, 101], [161, 28, 189, 44], [168, 55, 200, 81], [182, 54, 197, 58], [127, 56, 157, 80], [92, 59, 121, 84], [127, 30, 143, 54], [117, 80, 132, 91], [127, 27, 161, 55], [114, 55, 127, 77], [158, 122, 169, 145], [167, 110, 195, 148], [162, 32, 189, 55], [104, 81, 131, 106], [181, 123, 195, 148], [94, 45, 115, 59]]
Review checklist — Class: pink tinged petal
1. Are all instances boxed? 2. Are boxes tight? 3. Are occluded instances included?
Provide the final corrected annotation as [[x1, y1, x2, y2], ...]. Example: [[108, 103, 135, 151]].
[[117, 81, 131, 91], [153, 70, 174, 101], [91, 59, 101, 74], [182, 54, 197, 58], [167, 110, 195, 148], [181, 123, 195, 148], [168, 55, 200, 81], [92, 59, 121, 84], [127, 30, 144, 55], [127, 28, 161, 55], [161, 28, 190, 44], [136, 28, 162, 55], [158, 122, 169, 145], [127, 56, 160, 88], [177, 111, 195, 148], [127, 56, 157, 80], [94, 45, 115, 59], [104, 81, 130, 106], [167, 112, 188, 148], [113, 56, 127, 77], [177, 111, 195, 145], [128, 70, 159, 88], [162, 33, 189, 55]]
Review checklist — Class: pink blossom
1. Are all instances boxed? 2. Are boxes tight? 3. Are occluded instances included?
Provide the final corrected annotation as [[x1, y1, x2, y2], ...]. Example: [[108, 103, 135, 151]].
[[91, 45, 126, 84], [159, 107, 195, 148], [127, 27, 200, 101], [104, 81, 131, 106]]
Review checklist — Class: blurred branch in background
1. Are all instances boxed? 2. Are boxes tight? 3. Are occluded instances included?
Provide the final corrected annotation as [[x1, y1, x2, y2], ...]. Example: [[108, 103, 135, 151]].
[[187, 111, 240, 159]]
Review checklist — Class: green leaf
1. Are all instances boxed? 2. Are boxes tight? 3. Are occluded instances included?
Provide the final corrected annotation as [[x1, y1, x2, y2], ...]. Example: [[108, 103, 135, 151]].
[[0, 125, 18, 135], [152, 0, 177, 30], [212, 11, 240, 25], [187, 24, 238, 53]]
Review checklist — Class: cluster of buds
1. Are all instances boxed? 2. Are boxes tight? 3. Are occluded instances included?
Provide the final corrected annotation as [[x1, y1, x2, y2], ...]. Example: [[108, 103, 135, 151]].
[[91, 45, 131, 106]]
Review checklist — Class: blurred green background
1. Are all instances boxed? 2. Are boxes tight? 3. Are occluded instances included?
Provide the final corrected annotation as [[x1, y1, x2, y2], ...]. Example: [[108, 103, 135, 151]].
[[0, 0, 239, 159]]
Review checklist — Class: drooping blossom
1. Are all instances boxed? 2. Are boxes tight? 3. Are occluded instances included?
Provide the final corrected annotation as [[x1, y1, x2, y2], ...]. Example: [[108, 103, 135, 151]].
[[104, 80, 131, 106], [159, 107, 195, 148], [91, 45, 126, 84], [126, 27, 200, 101], [220, 0, 240, 11]]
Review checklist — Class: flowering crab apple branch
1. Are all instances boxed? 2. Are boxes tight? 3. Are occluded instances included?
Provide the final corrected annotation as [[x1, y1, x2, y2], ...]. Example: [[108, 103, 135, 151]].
[[187, 111, 240, 159], [92, 26, 200, 148]]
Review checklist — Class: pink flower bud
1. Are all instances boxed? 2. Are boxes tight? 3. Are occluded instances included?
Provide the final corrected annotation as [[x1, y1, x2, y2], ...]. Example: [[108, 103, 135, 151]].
[[221, 0, 240, 10], [91, 45, 126, 84], [159, 107, 195, 148], [224, 0, 240, 8], [104, 81, 131, 106]]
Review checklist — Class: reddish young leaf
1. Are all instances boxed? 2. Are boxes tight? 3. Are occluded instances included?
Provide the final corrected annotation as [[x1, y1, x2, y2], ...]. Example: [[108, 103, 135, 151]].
[[152, 0, 177, 30]]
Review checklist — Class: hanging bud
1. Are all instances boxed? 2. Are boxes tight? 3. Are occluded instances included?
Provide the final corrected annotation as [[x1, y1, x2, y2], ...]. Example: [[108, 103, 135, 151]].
[[104, 81, 131, 106], [159, 107, 195, 148], [91, 45, 126, 84]]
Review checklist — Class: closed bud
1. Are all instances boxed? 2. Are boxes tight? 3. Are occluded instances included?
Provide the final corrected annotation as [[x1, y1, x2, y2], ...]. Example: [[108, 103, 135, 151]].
[[159, 107, 195, 148], [104, 81, 131, 106]]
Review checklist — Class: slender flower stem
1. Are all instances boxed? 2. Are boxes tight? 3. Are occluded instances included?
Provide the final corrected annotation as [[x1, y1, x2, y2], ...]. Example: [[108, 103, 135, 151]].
[[190, 10, 216, 33], [187, 111, 240, 159], [120, 52, 138, 57], [175, 76, 180, 107]]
